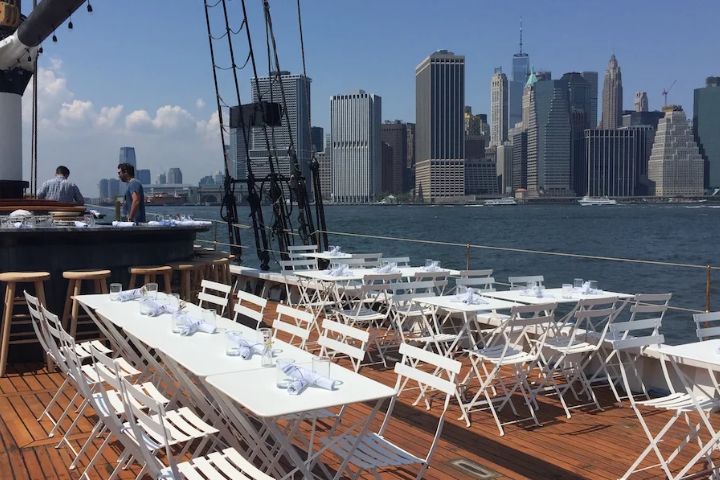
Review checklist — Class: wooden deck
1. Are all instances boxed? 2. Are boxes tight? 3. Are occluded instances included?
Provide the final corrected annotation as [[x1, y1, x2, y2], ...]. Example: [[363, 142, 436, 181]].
[[0, 301, 716, 479]]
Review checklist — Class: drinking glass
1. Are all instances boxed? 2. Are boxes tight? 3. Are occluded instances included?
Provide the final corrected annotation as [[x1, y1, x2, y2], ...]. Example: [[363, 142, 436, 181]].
[[276, 358, 296, 388], [225, 331, 243, 356], [588, 280, 599, 293], [312, 356, 331, 379], [258, 328, 273, 367], [109, 283, 122, 301], [573, 278, 583, 289], [168, 293, 180, 312], [425, 259, 433, 268], [171, 311, 184, 334], [145, 283, 158, 300], [203, 308, 217, 328], [562, 283, 573, 299]]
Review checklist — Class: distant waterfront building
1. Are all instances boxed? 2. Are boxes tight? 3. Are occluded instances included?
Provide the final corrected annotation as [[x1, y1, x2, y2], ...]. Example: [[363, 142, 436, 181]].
[[648, 106, 704, 196], [464, 134, 485, 161], [693, 76, 720, 188], [563, 72, 593, 195], [136, 168, 151, 185], [584, 128, 644, 197], [465, 107, 490, 140], [167, 168, 183, 185], [635, 91, 649, 112], [415, 50, 465, 201], [496, 142, 513, 194], [490, 68, 509, 146], [316, 150, 332, 200], [311, 126, 324, 153], [465, 157, 498, 196], [118, 147, 136, 168], [157, 173, 166, 185], [528, 78, 572, 197], [622, 111, 664, 130], [331, 90, 381, 203], [601, 54, 623, 129], [231, 71, 312, 196], [405, 122, 416, 193], [510, 124, 527, 190], [381, 142, 393, 194], [581, 71, 599, 128], [199, 175, 215, 186], [380, 121, 408, 194]]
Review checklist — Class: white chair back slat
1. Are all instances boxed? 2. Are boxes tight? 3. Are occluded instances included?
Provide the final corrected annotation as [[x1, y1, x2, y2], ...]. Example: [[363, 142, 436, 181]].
[[508, 275, 544, 289], [237, 290, 268, 308], [273, 304, 314, 348], [233, 304, 264, 324], [322, 318, 370, 342], [613, 334, 665, 351], [198, 279, 231, 316], [272, 318, 310, 342], [697, 325, 720, 340], [394, 362, 456, 396], [279, 259, 318, 271], [459, 269, 493, 278], [329, 258, 367, 267], [610, 317, 663, 333], [693, 311, 720, 340], [318, 319, 370, 371], [318, 336, 366, 364], [198, 291, 229, 306], [399, 343, 461, 374], [276, 304, 314, 324], [456, 277, 495, 290], [382, 256, 410, 266]]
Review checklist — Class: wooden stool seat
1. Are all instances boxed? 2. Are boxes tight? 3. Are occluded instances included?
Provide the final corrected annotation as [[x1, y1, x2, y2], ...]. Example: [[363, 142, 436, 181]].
[[62, 269, 111, 280], [0, 271, 49, 376], [128, 265, 172, 294], [61, 269, 112, 339], [0, 272, 50, 282]]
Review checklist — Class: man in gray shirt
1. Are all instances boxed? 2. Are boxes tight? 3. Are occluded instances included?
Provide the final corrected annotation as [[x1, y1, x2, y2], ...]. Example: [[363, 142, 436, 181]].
[[118, 162, 146, 223], [37, 165, 84, 204]]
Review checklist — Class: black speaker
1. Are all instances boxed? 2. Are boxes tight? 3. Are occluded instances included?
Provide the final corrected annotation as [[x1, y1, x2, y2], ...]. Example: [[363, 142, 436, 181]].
[[229, 102, 282, 129]]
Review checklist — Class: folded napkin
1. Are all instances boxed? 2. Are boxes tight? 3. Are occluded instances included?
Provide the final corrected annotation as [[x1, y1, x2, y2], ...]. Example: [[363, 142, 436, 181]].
[[522, 286, 551, 299], [420, 261, 443, 272], [375, 263, 398, 274], [11, 221, 23, 228], [174, 220, 212, 226], [453, 287, 487, 305], [138, 298, 180, 317], [112, 221, 136, 227], [173, 311, 217, 336], [577, 282, 600, 295], [281, 363, 339, 395], [325, 245, 342, 257], [147, 220, 174, 226], [117, 288, 144, 302], [226, 332, 265, 359], [74, 221, 88, 228], [327, 264, 352, 277]]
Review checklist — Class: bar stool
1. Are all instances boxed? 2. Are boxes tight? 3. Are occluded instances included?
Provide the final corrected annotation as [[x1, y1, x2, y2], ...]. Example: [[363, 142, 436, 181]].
[[0, 271, 50, 376], [61, 269, 111, 338], [209, 257, 231, 285], [168, 261, 204, 301], [128, 266, 172, 293]]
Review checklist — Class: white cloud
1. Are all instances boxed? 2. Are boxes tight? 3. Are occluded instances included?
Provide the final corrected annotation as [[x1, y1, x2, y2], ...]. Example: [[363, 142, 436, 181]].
[[95, 105, 124, 128], [58, 99, 93, 126], [195, 97, 206, 109], [125, 109, 154, 131]]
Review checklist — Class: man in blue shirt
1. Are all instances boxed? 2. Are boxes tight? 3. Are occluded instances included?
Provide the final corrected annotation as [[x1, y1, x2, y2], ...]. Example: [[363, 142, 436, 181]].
[[37, 165, 84, 204], [117, 163, 146, 223]]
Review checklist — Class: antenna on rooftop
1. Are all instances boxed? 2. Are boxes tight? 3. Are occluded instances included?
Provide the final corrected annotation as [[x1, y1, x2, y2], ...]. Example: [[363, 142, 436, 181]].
[[662, 80, 677, 106], [519, 17, 523, 54]]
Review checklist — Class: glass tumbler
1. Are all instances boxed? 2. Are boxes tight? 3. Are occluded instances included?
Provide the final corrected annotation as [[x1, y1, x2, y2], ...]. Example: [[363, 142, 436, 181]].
[[312, 356, 331, 379], [225, 331, 243, 356], [109, 283, 122, 301], [258, 328, 273, 367], [588, 280, 599, 293], [145, 283, 158, 300], [573, 278, 583, 289]]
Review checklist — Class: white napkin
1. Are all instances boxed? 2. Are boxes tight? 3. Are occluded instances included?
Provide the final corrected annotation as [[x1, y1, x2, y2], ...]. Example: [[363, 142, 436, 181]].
[[226, 332, 265, 359], [420, 261, 442, 272], [281, 363, 339, 395], [12, 222, 23, 228], [138, 298, 179, 317], [325, 245, 342, 257], [174, 220, 212, 226], [74, 221, 88, 228], [453, 287, 487, 305], [117, 288, 144, 302], [112, 221, 136, 227], [327, 264, 352, 277], [173, 311, 217, 336], [375, 262, 398, 274]]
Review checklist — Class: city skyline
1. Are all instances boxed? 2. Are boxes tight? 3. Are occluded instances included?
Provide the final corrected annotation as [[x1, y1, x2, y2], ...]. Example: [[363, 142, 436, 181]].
[[19, 0, 718, 195]]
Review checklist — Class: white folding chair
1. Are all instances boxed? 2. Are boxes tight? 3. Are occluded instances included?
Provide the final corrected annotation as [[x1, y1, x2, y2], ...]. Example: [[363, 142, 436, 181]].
[[279, 258, 319, 308], [328, 257, 367, 268], [461, 303, 557, 433], [459, 269, 493, 279], [508, 275, 544, 289], [456, 276, 496, 292], [352, 252, 384, 267], [233, 289, 268, 329], [384, 280, 438, 359], [412, 271, 449, 295], [325, 343, 461, 480], [287, 243, 318, 260], [197, 279, 232, 317], [319, 319, 370, 372], [694, 311, 720, 340], [382, 256, 410, 267], [272, 304, 314, 349], [542, 297, 618, 418], [611, 321, 720, 479]]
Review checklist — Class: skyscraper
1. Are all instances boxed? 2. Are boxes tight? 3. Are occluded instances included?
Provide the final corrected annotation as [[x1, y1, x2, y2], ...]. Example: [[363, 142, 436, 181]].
[[317, 134, 332, 200], [118, 147, 136, 168], [136, 169, 151, 185], [648, 106, 704, 196], [490, 68, 509, 146], [581, 71, 598, 128], [167, 167, 183, 184], [405, 122, 416, 192], [584, 128, 642, 196], [331, 90, 381, 203], [380, 121, 408, 194], [231, 71, 312, 191], [601, 54, 623, 129], [693, 76, 720, 188], [509, 21, 530, 137], [563, 72, 592, 195], [528, 79, 572, 196], [635, 91, 649, 112], [415, 50, 465, 201], [311, 126, 324, 153]]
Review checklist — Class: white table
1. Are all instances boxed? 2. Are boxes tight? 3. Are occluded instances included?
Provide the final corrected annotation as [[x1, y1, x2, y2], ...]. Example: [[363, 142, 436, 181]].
[[481, 287, 633, 305], [298, 251, 353, 260]]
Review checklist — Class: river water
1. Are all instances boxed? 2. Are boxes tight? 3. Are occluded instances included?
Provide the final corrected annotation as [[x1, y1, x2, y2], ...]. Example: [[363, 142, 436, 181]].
[[144, 203, 720, 344]]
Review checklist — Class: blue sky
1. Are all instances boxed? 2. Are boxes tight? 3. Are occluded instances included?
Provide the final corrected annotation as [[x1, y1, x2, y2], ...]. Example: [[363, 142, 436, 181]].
[[23, 0, 719, 195]]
